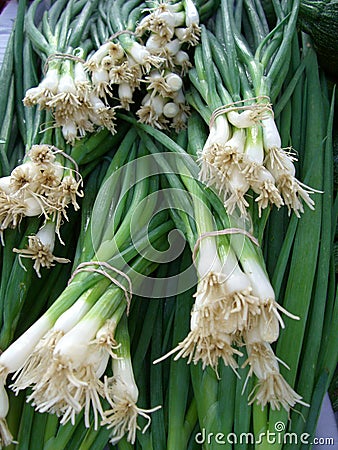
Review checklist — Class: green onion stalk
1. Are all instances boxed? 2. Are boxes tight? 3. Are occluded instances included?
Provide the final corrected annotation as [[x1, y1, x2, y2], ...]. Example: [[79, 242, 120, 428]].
[[0, 129, 173, 447], [0, 135, 84, 349], [0, 0, 39, 355], [0, 126, 107, 352], [0, 22, 25, 177], [187, 0, 317, 220], [0, 0, 42, 276], [190, 360, 237, 450], [0, 0, 126, 359], [101, 312, 163, 447], [125, 264, 169, 450], [135, 123, 308, 426], [164, 254, 198, 450], [129, 250, 198, 450], [13, 158, 111, 341]]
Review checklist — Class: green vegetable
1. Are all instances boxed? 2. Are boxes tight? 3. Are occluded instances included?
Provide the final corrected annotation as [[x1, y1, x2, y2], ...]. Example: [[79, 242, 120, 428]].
[[298, 0, 338, 78]]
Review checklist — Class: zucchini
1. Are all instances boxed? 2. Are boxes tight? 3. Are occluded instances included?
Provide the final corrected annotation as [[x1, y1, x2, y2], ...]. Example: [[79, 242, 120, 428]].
[[298, 0, 338, 79]]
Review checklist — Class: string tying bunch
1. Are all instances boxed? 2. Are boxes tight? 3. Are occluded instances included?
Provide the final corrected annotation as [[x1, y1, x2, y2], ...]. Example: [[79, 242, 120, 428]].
[[68, 261, 133, 314]]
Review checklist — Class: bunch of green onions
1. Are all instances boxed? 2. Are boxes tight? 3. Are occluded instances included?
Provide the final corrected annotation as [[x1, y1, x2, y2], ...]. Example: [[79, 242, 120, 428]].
[[22, 0, 219, 141], [188, 0, 317, 219], [0, 129, 176, 445], [0, 0, 336, 449], [136, 127, 306, 413]]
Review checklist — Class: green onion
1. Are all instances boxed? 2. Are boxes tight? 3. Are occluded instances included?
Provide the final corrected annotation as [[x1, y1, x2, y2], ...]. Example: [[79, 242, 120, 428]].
[[0, 0, 336, 449]]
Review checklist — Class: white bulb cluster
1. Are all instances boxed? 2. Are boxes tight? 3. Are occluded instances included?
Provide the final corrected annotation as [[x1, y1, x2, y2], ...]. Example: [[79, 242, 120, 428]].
[[24, 58, 117, 145], [156, 233, 307, 411], [199, 108, 316, 217], [24, 1, 201, 142], [0, 145, 81, 275]]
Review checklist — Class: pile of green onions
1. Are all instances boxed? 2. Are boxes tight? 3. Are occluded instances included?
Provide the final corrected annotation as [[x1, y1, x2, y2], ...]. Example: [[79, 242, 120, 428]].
[[0, 0, 336, 449]]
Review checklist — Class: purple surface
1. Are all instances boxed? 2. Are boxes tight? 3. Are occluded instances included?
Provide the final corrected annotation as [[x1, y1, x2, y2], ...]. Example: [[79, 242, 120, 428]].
[[0, 0, 16, 65], [0, 1, 337, 448], [313, 393, 338, 449]]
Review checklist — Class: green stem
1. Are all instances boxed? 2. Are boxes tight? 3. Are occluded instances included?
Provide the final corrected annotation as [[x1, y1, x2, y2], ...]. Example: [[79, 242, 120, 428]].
[[167, 273, 195, 449], [25, 0, 54, 55]]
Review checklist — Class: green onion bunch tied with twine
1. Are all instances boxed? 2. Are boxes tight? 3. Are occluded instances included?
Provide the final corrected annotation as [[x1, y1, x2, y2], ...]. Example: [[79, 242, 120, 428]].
[[0, 0, 336, 448], [134, 126, 308, 415], [188, 0, 317, 218], [0, 143, 82, 277], [23, 0, 218, 142], [0, 130, 174, 446], [85, 0, 206, 132], [23, 0, 118, 144]]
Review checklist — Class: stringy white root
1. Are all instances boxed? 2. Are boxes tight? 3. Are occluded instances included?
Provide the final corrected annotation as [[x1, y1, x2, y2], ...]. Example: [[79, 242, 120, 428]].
[[102, 376, 161, 445], [242, 340, 309, 411], [198, 105, 317, 217], [265, 147, 316, 217], [25, 358, 106, 429], [13, 234, 70, 278], [0, 145, 83, 251], [0, 419, 13, 448], [153, 273, 244, 373], [220, 288, 261, 334], [24, 57, 118, 143], [249, 372, 308, 411], [11, 331, 114, 429], [171, 327, 243, 373], [11, 330, 64, 392]]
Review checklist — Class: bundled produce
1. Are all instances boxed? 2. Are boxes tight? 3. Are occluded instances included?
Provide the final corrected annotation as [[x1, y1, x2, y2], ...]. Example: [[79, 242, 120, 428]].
[[139, 129, 306, 412], [22, 0, 120, 144], [0, 0, 336, 449], [23, 0, 212, 142], [188, 0, 317, 218], [0, 130, 174, 445], [0, 0, 94, 358], [87, 0, 200, 132]]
